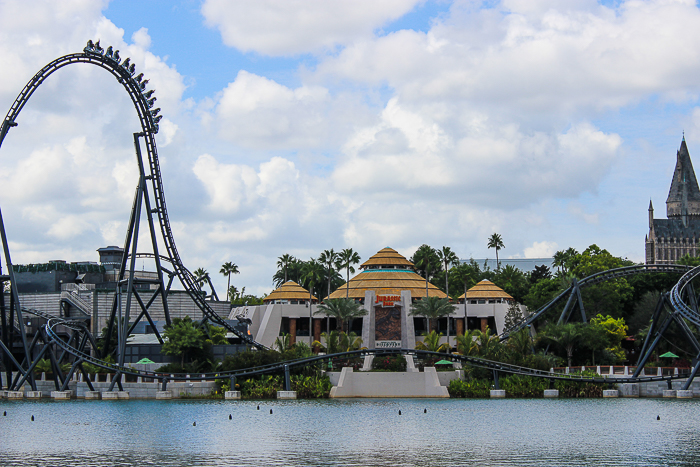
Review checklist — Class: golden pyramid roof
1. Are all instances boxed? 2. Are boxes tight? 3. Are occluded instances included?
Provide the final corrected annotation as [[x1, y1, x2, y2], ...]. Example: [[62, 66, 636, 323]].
[[329, 247, 446, 300], [458, 279, 513, 301], [360, 247, 414, 269], [263, 281, 317, 303]]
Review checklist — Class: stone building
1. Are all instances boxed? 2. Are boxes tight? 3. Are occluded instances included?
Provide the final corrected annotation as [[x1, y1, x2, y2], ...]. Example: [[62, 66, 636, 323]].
[[646, 137, 700, 263]]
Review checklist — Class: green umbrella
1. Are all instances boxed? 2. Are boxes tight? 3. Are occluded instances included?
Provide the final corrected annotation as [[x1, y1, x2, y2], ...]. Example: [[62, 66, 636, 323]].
[[659, 352, 679, 358], [136, 358, 155, 364], [435, 360, 453, 365]]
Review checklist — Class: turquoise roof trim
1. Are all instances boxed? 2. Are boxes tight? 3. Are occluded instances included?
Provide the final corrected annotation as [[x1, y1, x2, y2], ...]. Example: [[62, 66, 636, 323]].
[[360, 269, 415, 273]]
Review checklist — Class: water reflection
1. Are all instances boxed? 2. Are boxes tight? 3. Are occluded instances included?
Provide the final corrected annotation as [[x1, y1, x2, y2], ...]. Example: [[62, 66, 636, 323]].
[[0, 398, 698, 466]]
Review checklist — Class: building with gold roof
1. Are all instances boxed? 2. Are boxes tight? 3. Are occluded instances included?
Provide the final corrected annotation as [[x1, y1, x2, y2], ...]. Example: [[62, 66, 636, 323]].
[[230, 248, 523, 349], [457, 279, 520, 335], [229, 280, 320, 348]]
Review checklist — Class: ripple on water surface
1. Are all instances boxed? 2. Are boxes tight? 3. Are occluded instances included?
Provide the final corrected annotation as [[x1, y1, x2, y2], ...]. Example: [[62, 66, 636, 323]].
[[0, 398, 699, 466]]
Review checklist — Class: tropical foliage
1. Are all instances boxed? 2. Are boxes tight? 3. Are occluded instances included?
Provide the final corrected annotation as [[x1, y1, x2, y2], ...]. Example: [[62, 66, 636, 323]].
[[314, 298, 367, 332]]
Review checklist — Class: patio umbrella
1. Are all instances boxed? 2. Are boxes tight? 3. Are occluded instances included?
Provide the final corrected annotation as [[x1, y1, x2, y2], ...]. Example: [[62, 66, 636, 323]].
[[136, 358, 156, 364], [434, 360, 453, 365], [659, 352, 679, 358]]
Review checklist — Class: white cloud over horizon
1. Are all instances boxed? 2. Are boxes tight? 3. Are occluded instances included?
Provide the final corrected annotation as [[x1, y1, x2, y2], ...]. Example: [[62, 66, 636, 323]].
[[0, 0, 698, 296]]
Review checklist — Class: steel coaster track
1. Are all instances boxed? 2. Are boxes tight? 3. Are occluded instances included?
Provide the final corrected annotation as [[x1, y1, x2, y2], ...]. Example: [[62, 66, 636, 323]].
[[36, 310, 687, 387], [0, 42, 265, 349], [501, 263, 692, 340], [670, 265, 700, 327]]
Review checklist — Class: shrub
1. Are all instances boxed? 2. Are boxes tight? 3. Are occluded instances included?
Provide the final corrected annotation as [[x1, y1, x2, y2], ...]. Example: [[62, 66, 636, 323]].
[[371, 353, 407, 372], [500, 375, 548, 397], [447, 378, 490, 398]]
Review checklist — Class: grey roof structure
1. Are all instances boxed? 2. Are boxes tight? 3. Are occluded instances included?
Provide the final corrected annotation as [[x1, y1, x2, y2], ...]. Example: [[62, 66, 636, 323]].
[[651, 218, 700, 239], [666, 137, 700, 218]]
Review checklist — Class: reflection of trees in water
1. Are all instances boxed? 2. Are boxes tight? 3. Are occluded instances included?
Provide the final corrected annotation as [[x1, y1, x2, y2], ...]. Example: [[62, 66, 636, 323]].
[[375, 306, 402, 341]]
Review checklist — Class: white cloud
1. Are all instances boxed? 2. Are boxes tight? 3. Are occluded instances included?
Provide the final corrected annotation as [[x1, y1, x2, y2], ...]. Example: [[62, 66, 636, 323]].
[[201, 0, 423, 56], [523, 241, 558, 258]]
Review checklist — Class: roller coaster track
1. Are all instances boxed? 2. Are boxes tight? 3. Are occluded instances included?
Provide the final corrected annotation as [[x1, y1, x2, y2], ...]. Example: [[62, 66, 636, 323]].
[[500, 263, 693, 340], [32, 311, 689, 389], [0, 41, 265, 350], [670, 265, 700, 327]]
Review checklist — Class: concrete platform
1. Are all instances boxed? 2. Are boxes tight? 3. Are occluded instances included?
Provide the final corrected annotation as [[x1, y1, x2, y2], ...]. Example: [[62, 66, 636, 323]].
[[490, 390, 506, 398], [277, 391, 297, 400], [677, 390, 694, 399], [225, 391, 241, 400], [101, 391, 120, 400], [51, 391, 71, 400], [603, 390, 619, 398], [6, 391, 23, 399], [329, 367, 450, 398], [618, 383, 639, 397], [543, 389, 559, 398], [663, 390, 677, 398], [26, 391, 42, 399], [84, 391, 101, 400], [156, 391, 172, 400]]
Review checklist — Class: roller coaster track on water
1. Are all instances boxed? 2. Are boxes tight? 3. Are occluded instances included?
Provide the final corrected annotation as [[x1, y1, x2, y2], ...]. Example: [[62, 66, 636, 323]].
[[0, 41, 269, 391], [0, 43, 699, 394]]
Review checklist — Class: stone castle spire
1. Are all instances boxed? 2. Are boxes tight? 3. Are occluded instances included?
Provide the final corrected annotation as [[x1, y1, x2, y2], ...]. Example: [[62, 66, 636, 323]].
[[666, 137, 700, 221]]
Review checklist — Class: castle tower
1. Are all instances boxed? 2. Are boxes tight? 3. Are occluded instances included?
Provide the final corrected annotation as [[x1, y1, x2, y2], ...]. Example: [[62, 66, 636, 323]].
[[666, 136, 700, 221], [647, 136, 700, 264]]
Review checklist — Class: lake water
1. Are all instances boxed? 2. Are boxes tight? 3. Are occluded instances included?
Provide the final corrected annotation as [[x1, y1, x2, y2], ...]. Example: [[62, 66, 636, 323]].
[[1, 398, 699, 466]]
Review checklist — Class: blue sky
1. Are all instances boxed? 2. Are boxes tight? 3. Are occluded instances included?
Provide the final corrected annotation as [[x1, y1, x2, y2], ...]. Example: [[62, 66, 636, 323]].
[[2, 0, 700, 296]]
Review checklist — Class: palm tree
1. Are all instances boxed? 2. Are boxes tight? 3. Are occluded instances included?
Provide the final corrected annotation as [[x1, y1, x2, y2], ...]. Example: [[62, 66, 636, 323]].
[[193, 267, 209, 291], [411, 244, 440, 298], [487, 233, 505, 271], [437, 246, 460, 299], [315, 298, 367, 333], [338, 248, 361, 298], [455, 330, 478, 355], [301, 259, 325, 341], [272, 257, 304, 287], [409, 296, 456, 335], [415, 330, 450, 353], [276, 254, 295, 283], [219, 261, 239, 301], [318, 249, 340, 300], [540, 323, 582, 367]]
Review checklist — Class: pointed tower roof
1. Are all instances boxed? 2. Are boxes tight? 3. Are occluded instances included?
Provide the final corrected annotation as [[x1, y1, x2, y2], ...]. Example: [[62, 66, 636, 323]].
[[666, 138, 700, 212], [263, 281, 317, 303]]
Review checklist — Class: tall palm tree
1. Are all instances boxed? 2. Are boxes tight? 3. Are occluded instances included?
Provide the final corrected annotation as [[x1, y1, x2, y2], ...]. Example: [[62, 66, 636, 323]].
[[487, 233, 505, 271], [409, 296, 456, 334], [338, 248, 361, 298], [411, 244, 440, 298], [220, 261, 239, 301], [301, 259, 325, 340], [437, 246, 460, 299], [318, 249, 340, 300], [276, 254, 295, 283], [315, 298, 367, 333]]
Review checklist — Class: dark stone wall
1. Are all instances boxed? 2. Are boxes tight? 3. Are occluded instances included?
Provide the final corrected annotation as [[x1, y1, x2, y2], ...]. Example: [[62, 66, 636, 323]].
[[375, 306, 401, 341]]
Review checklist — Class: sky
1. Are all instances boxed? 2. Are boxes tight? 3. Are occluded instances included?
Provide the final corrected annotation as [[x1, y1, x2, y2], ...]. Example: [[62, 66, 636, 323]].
[[1, 0, 700, 297]]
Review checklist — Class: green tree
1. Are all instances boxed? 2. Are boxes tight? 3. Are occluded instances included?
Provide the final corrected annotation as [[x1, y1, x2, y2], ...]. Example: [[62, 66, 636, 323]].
[[338, 248, 361, 298], [487, 233, 505, 271], [493, 264, 530, 303], [220, 261, 239, 301], [273, 257, 304, 287], [455, 330, 478, 355], [411, 244, 441, 298], [504, 301, 524, 332], [277, 254, 296, 283], [301, 258, 325, 334], [409, 296, 456, 334], [193, 267, 209, 291], [437, 246, 460, 299], [315, 298, 367, 333], [416, 330, 450, 353], [539, 322, 583, 367], [162, 316, 205, 367], [451, 261, 480, 302], [529, 264, 552, 284], [318, 249, 340, 300]]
